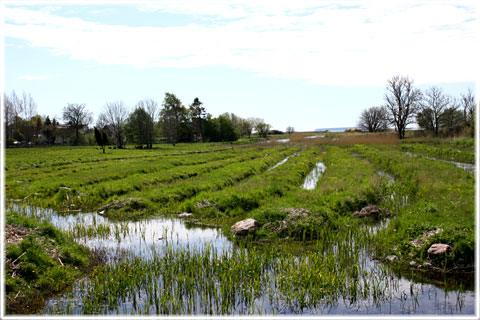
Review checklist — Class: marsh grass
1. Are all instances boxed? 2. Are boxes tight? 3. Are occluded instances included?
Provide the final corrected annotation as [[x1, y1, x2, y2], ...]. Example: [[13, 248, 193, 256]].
[[352, 144, 474, 270], [5, 140, 475, 315]]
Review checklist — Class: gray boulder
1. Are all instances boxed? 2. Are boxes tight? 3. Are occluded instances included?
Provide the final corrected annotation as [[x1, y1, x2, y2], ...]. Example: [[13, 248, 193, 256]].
[[231, 219, 259, 237], [427, 243, 451, 256], [386, 255, 398, 262]]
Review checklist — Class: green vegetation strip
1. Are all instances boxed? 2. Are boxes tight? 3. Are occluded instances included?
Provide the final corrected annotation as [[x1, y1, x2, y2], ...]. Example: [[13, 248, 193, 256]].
[[400, 142, 474, 164]]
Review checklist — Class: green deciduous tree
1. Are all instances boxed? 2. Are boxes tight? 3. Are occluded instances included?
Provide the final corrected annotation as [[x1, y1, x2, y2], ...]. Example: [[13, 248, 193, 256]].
[[126, 107, 154, 148], [189, 97, 206, 142], [253, 118, 271, 138], [160, 93, 188, 146]]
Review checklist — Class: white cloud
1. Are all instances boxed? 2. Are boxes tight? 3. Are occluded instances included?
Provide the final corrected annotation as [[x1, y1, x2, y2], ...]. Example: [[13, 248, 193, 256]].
[[4, 1, 478, 86], [16, 74, 61, 80]]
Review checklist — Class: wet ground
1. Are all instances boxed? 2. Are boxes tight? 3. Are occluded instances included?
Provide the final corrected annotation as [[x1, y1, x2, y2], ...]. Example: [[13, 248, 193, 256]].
[[7, 203, 475, 316]]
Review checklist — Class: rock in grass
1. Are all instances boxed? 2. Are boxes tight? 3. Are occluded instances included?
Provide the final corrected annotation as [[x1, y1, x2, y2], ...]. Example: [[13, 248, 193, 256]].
[[427, 243, 451, 256], [195, 200, 217, 209], [178, 212, 193, 218], [353, 205, 389, 218], [410, 228, 443, 248], [231, 219, 259, 237], [386, 255, 398, 262], [281, 207, 312, 219]]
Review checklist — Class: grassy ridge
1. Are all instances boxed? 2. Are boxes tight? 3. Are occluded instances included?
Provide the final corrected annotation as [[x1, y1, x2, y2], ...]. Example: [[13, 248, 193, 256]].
[[6, 145, 296, 218], [352, 144, 474, 269]]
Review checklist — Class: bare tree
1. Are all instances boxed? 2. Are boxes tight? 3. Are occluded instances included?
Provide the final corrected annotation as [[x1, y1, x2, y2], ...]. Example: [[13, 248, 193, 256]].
[[357, 106, 388, 132], [134, 99, 158, 148], [286, 126, 295, 135], [19, 92, 37, 121], [4, 93, 16, 145], [4, 90, 39, 145], [62, 103, 93, 145], [419, 87, 451, 136], [460, 88, 476, 125], [384, 75, 422, 139], [136, 98, 159, 123], [98, 101, 129, 149]]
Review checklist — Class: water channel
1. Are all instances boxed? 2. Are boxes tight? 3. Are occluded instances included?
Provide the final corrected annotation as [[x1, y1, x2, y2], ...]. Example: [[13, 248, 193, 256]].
[[404, 152, 475, 174], [302, 162, 326, 190]]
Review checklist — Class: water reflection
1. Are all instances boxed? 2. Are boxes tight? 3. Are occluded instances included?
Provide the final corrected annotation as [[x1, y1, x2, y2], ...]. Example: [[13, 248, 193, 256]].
[[404, 152, 475, 174], [302, 162, 326, 190], [268, 157, 289, 171], [7, 204, 232, 262]]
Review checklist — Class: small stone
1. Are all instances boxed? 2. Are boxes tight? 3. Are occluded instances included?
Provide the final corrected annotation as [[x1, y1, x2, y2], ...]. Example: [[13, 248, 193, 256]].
[[281, 208, 311, 219], [353, 205, 389, 218], [231, 219, 259, 237], [423, 262, 433, 268], [410, 228, 443, 248], [195, 200, 216, 209], [16, 180, 25, 183], [409, 261, 417, 266], [427, 243, 451, 256], [386, 255, 398, 262], [58, 186, 71, 190], [178, 212, 193, 218]]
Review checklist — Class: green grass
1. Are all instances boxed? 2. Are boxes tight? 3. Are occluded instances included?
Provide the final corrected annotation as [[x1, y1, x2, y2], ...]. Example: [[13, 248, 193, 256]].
[[5, 139, 475, 315], [5, 211, 98, 314]]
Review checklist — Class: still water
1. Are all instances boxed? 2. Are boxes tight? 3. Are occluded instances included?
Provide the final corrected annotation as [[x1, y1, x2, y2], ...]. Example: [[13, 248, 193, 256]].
[[7, 203, 475, 316]]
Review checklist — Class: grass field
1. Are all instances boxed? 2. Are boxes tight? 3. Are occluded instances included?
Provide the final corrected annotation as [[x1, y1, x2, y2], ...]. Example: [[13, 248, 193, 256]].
[[4, 135, 475, 314]]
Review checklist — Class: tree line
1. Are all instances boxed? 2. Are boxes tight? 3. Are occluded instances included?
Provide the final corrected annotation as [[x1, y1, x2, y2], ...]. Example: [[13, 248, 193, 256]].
[[3, 92, 272, 148], [357, 75, 476, 139]]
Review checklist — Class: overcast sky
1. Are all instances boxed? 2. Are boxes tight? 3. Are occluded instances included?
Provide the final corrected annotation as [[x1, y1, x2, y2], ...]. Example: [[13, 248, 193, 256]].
[[3, 1, 478, 131]]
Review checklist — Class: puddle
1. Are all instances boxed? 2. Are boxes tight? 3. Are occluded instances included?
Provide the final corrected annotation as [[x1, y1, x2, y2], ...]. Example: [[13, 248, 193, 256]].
[[405, 152, 475, 174], [305, 135, 325, 139], [302, 162, 326, 190], [7, 204, 232, 262], [269, 157, 289, 171], [377, 170, 395, 186], [276, 139, 290, 143]]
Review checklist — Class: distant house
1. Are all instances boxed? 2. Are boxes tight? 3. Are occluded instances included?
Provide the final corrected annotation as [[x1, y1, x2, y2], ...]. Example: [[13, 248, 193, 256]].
[[54, 124, 72, 145]]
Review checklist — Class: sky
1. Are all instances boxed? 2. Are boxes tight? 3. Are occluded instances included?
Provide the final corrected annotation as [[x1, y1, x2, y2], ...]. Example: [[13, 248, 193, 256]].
[[2, 1, 478, 131]]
